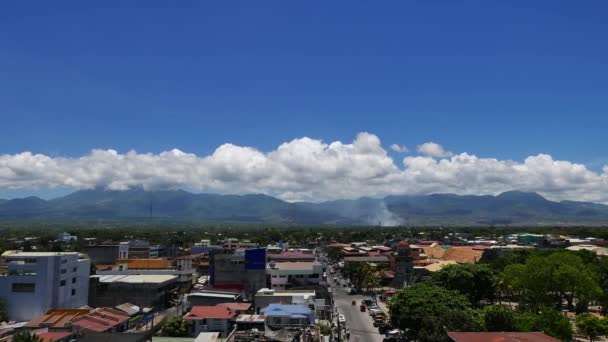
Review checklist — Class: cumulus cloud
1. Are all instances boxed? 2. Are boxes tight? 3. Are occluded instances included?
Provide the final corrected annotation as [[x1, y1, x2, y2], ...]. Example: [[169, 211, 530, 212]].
[[1, 132, 608, 203], [417, 142, 453, 158], [390, 144, 409, 153]]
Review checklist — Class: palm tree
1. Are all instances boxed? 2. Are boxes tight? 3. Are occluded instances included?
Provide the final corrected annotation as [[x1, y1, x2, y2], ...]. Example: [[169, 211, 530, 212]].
[[12, 331, 43, 342]]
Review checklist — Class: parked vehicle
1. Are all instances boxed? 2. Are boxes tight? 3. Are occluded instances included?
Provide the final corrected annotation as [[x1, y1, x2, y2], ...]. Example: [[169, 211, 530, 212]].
[[360, 304, 366, 312]]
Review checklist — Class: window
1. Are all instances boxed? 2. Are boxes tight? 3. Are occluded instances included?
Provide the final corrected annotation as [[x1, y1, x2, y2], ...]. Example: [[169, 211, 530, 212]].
[[60, 280, 66, 287], [12, 283, 35, 293], [71, 289, 76, 296], [72, 267, 77, 272], [61, 269, 67, 274], [24, 258, 37, 264], [72, 277, 76, 284], [61, 259, 68, 264]]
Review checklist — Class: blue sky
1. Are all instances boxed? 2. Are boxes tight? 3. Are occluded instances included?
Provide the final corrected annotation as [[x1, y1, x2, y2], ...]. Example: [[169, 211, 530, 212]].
[[1, 1, 607, 200]]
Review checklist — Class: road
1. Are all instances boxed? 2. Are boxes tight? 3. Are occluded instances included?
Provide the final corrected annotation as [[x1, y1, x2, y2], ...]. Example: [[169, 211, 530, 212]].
[[329, 274, 384, 342]]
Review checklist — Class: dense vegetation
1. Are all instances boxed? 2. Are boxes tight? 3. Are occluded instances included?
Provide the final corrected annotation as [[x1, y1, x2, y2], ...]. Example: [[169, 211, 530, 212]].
[[389, 249, 608, 342]]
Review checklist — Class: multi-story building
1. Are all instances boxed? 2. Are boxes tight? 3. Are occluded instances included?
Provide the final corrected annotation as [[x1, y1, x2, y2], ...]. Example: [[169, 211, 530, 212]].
[[81, 242, 129, 265], [210, 248, 266, 299], [95, 257, 196, 290], [0, 251, 90, 321], [267, 261, 323, 290]]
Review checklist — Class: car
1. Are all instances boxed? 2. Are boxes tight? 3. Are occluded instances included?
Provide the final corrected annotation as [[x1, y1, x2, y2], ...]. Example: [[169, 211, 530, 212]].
[[338, 314, 346, 324], [363, 299, 374, 306], [349, 288, 358, 295]]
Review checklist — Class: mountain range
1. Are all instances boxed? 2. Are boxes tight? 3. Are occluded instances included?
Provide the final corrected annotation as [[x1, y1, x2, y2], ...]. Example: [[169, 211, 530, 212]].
[[1, 188, 608, 226]]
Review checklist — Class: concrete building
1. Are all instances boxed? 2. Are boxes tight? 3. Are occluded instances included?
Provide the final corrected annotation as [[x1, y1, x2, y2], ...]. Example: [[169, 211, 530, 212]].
[[267, 262, 323, 290], [0, 251, 91, 322], [254, 288, 320, 314], [82, 243, 129, 265], [88, 274, 177, 309], [95, 257, 196, 290], [210, 249, 266, 299]]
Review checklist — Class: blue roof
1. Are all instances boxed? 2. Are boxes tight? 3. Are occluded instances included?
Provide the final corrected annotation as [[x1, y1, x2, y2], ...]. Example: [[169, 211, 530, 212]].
[[260, 304, 312, 317]]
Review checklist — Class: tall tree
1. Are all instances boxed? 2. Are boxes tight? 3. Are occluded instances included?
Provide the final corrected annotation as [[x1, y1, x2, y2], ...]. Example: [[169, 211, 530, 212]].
[[432, 263, 496, 308], [389, 282, 480, 342]]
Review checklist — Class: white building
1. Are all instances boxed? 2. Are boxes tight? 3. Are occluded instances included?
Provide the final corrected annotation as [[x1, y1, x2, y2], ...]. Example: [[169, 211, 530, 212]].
[[267, 262, 323, 290], [0, 251, 90, 322]]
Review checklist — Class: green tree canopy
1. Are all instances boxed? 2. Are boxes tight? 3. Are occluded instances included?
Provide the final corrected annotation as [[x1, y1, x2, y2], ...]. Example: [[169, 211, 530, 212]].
[[161, 316, 192, 337], [515, 307, 572, 341], [575, 313, 607, 342], [432, 263, 496, 308], [480, 305, 516, 332], [389, 282, 480, 342]]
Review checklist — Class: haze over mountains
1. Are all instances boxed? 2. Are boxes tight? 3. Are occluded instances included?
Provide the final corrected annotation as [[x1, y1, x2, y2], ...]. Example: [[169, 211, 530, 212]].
[[1, 188, 608, 226]]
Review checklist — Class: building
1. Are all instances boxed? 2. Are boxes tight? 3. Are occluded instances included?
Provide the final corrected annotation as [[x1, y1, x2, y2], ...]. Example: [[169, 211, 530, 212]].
[[268, 251, 316, 262], [128, 241, 164, 259], [447, 332, 559, 342], [183, 305, 239, 337], [442, 246, 485, 264], [88, 274, 177, 309], [254, 288, 319, 314], [57, 233, 78, 243], [71, 308, 130, 333], [82, 243, 129, 265], [0, 251, 90, 321], [25, 309, 91, 330], [187, 290, 240, 307], [209, 249, 266, 298], [221, 239, 256, 251], [260, 304, 315, 327], [96, 257, 196, 290], [267, 262, 323, 290]]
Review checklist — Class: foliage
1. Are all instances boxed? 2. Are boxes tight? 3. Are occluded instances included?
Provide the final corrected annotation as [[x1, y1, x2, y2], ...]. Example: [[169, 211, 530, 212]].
[[575, 313, 608, 342], [0, 298, 8, 323], [318, 321, 333, 336], [432, 263, 496, 307], [480, 305, 516, 332], [389, 282, 480, 342], [514, 307, 572, 341], [12, 331, 43, 342], [499, 251, 601, 311], [161, 316, 192, 337]]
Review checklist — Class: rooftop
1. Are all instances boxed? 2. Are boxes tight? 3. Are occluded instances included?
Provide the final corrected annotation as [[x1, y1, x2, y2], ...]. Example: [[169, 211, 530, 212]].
[[92, 274, 177, 284], [447, 332, 559, 342], [236, 314, 266, 323], [26, 309, 91, 329], [72, 308, 129, 333], [117, 258, 172, 269], [270, 261, 321, 271], [217, 302, 251, 312], [2, 250, 81, 257], [183, 306, 238, 320], [442, 247, 484, 264], [343, 256, 390, 262]]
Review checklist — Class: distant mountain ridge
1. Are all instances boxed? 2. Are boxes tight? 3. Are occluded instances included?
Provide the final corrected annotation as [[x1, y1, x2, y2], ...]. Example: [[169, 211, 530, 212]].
[[1, 188, 608, 226]]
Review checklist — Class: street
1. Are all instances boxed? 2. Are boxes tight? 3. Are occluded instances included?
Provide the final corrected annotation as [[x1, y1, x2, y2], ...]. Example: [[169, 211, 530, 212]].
[[329, 274, 385, 342]]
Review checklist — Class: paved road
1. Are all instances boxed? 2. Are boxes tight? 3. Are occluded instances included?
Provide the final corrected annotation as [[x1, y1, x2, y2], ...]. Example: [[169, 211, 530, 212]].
[[329, 275, 384, 342]]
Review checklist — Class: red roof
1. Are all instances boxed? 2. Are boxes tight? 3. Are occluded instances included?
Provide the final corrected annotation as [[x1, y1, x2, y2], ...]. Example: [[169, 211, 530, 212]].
[[72, 308, 129, 333], [36, 332, 73, 342], [184, 306, 238, 320], [447, 332, 560, 342], [218, 303, 252, 312]]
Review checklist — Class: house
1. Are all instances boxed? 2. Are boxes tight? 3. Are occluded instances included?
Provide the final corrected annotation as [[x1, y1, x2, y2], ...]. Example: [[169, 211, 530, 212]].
[[182, 305, 239, 337], [71, 308, 130, 333], [260, 304, 315, 328], [25, 309, 91, 330], [0, 251, 90, 321], [447, 331, 559, 342], [267, 262, 324, 290]]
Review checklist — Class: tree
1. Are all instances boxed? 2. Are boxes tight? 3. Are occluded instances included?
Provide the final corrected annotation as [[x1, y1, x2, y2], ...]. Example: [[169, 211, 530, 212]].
[[575, 313, 607, 342], [432, 263, 496, 308], [515, 307, 572, 341], [12, 331, 43, 342], [389, 282, 480, 342], [500, 252, 601, 311], [481, 305, 515, 332], [0, 298, 8, 323], [161, 316, 192, 337]]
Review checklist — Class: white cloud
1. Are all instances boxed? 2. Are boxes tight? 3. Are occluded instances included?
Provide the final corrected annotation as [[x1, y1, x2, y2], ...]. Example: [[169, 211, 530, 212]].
[[1, 133, 608, 203], [390, 144, 409, 153], [417, 142, 453, 158]]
